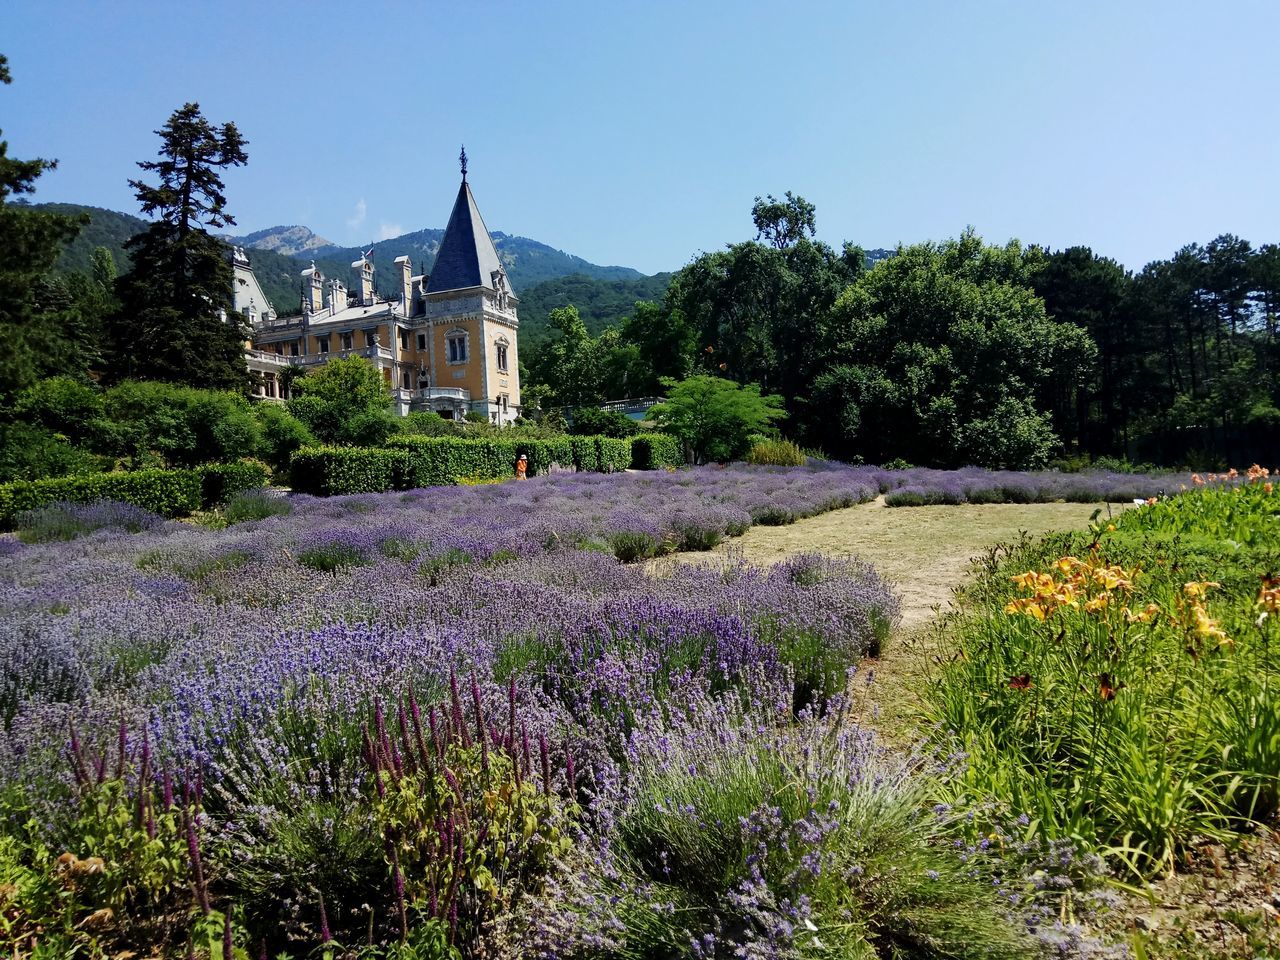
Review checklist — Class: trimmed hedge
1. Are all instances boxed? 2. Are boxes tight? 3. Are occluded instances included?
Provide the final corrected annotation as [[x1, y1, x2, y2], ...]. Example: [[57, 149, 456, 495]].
[[569, 436, 601, 473], [291, 447, 401, 496], [631, 433, 682, 470], [292, 434, 639, 496], [0, 461, 273, 529], [200, 461, 271, 508], [597, 437, 632, 473], [1, 469, 200, 529]]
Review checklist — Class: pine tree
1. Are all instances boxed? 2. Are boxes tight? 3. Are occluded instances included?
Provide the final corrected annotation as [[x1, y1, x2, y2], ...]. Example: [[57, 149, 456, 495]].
[[108, 103, 249, 389], [0, 54, 88, 397]]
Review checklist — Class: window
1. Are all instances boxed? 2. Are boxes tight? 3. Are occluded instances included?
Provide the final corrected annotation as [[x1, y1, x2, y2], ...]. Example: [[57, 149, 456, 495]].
[[496, 343, 509, 372], [502, 394, 509, 413], [401, 368, 412, 389], [340, 332, 353, 351], [317, 336, 330, 354], [417, 332, 427, 351], [274, 343, 283, 355], [289, 341, 299, 357], [447, 335, 467, 363], [364, 329, 377, 348], [399, 330, 410, 350]]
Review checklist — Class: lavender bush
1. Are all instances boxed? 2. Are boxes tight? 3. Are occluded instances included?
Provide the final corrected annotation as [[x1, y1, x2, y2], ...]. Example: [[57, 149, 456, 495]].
[[0, 465, 1120, 957]]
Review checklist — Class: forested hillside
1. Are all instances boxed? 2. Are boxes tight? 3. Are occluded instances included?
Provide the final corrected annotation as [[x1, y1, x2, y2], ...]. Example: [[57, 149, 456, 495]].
[[34, 202, 658, 316], [517, 272, 673, 347]]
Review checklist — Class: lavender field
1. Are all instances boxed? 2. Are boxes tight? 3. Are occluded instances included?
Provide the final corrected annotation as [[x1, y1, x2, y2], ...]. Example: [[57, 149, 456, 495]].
[[0, 464, 1153, 958]]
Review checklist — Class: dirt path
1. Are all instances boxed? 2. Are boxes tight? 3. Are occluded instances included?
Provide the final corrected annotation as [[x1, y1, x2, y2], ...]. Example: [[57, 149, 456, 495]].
[[710, 496, 1115, 629]]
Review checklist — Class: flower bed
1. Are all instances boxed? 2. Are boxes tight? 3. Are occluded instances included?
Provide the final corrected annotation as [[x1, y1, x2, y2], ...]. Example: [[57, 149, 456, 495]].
[[929, 473, 1280, 878], [0, 465, 1131, 957]]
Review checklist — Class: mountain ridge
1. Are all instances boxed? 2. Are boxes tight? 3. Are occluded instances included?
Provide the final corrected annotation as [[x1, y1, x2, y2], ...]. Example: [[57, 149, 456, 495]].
[[29, 202, 659, 314]]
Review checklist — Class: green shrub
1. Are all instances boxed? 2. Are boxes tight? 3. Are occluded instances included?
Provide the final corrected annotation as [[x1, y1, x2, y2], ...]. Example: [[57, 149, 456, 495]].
[[289, 447, 401, 496], [0, 468, 204, 529], [12, 376, 104, 441], [292, 436, 627, 497], [630, 433, 682, 469], [102, 381, 262, 468], [569, 436, 600, 472], [0, 422, 105, 483], [569, 407, 639, 438], [402, 410, 462, 437], [745, 438, 806, 466], [596, 437, 632, 473], [254, 404, 316, 474], [199, 460, 270, 509], [519, 437, 573, 475]]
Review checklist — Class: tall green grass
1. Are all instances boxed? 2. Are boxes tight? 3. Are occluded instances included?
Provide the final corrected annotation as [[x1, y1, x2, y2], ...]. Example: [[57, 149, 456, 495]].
[[929, 482, 1280, 878]]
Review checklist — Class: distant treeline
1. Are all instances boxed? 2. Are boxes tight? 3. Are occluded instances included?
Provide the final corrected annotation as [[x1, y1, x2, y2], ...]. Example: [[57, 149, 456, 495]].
[[524, 195, 1280, 469]]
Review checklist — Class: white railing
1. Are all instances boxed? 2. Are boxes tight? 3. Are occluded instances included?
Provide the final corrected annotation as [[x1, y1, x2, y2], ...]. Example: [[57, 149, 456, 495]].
[[416, 387, 471, 402]]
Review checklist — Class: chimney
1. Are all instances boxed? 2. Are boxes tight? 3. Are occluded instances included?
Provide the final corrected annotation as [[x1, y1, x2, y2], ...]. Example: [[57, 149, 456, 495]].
[[302, 263, 323, 316], [353, 255, 374, 306], [326, 278, 344, 316], [395, 255, 412, 311]]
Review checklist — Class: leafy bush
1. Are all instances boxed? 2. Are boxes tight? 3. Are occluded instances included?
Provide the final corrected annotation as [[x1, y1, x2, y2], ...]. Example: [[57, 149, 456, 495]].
[[746, 438, 806, 466], [199, 460, 270, 509], [629, 433, 682, 469], [401, 410, 463, 437], [649, 375, 786, 464], [102, 381, 262, 469], [0, 468, 204, 529], [253, 404, 316, 474], [569, 407, 640, 438], [296, 437, 625, 496], [596, 437, 632, 473], [0, 422, 104, 482], [12, 376, 104, 441], [569, 436, 600, 473], [290, 447, 401, 496], [286, 356, 394, 445]]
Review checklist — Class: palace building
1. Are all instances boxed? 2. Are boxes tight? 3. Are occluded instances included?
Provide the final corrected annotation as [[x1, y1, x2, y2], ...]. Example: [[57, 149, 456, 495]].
[[238, 156, 521, 423]]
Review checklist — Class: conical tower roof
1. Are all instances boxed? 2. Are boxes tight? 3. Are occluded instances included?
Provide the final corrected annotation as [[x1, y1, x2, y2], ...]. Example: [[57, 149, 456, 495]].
[[425, 177, 507, 294]]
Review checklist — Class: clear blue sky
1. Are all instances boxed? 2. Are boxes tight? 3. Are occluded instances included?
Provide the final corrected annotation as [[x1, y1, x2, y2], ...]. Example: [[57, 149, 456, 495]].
[[5, 0, 1278, 276]]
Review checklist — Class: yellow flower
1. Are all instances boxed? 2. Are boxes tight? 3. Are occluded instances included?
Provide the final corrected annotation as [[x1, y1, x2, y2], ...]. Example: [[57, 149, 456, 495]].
[[1084, 595, 1110, 613], [1004, 598, 1047, 621], [1106, 523, 1117, 532], [1190, 604, 1232, 646], [1183, 581, 1221, 600], [1091, 565, 1134, 591], [1124, 603, 1160, 624]]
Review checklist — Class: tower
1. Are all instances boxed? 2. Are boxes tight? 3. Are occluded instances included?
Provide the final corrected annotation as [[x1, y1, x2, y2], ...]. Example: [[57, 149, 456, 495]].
[[421, 149, 520, 424]]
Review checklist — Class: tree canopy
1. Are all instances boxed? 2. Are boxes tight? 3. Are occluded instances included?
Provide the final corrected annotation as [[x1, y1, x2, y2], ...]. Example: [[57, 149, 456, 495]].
[[0, 54, 91, 397], [107, 103, 250, 390], [649, 375, 785, 464]]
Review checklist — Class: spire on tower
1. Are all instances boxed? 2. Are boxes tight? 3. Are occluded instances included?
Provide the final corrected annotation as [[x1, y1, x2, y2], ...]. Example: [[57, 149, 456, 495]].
[[459, 144, 468, 182]]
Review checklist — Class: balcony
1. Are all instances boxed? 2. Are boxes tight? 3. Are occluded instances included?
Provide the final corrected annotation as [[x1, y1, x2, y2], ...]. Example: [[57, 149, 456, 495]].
[[245, 349, 294, 368], [415, 387, 471, 402], [295, 345, 393, 366]]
